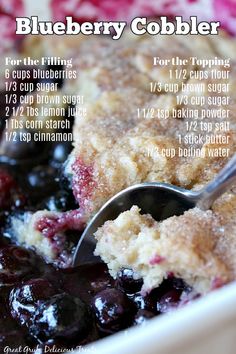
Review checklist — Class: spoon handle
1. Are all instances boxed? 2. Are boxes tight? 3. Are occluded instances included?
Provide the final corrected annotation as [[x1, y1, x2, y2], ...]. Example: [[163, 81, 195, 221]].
[[196, 153, 236, 210]]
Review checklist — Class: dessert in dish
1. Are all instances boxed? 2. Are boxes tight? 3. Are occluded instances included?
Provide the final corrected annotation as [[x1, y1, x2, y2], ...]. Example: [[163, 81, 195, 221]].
[[0, 27, 236, 352], [10, 30, 236, 263]]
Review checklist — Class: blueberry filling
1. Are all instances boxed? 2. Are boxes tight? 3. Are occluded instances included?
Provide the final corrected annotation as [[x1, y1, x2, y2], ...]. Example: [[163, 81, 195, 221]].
[[0, 65, 197, 353], [0, 236, 195, 352]]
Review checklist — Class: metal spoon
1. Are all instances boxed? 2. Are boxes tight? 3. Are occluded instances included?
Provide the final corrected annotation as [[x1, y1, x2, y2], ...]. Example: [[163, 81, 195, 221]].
[[73, 153, 236, 266]]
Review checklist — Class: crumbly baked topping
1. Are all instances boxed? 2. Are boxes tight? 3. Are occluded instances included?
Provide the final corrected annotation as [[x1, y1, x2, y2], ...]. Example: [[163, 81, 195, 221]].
[[94, 202, 236, 294], [12, 211, 57, 260], [64, 30, 236, 220]]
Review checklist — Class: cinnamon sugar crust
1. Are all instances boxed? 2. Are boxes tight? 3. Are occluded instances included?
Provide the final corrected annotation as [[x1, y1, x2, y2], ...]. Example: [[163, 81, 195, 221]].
[[64, 30, 236, 219], [13, 29, 236, 285]]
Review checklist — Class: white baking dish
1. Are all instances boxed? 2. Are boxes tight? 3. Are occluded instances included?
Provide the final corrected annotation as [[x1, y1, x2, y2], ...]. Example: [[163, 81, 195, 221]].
[[73, 281, 236, 354], [20, 5, 235, 354]]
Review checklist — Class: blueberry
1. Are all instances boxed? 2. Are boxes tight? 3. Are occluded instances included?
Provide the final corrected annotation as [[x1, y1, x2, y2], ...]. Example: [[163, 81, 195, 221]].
[[132, 277, 190, 315], [10, 190, 26, 210], [27, 165, 57, 189], [157, 289, 182, 313], [57, 168, 73, 194], [116, 268, 143, 294], [26, 165, 58, 200], [170, 277, 191, 292], [92, 288, 134, 333], [50, 142, 72, 167], [10, 279, 57, 326], [39, 190, 77, 212], [134, 309, 155, 325], [30, 293, 91, 342], [146, 278, 181, 303], [0, 246, 36, 286], [130, 292, 156, 312]]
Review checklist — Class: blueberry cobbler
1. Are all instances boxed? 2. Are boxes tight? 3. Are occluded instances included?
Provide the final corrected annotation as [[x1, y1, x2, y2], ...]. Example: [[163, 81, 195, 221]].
[[0, 28, 236, 353]]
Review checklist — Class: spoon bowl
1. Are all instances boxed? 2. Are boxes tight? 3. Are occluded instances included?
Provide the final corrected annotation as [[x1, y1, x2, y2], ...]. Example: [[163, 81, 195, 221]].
[[73, 154, 236, 266]]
